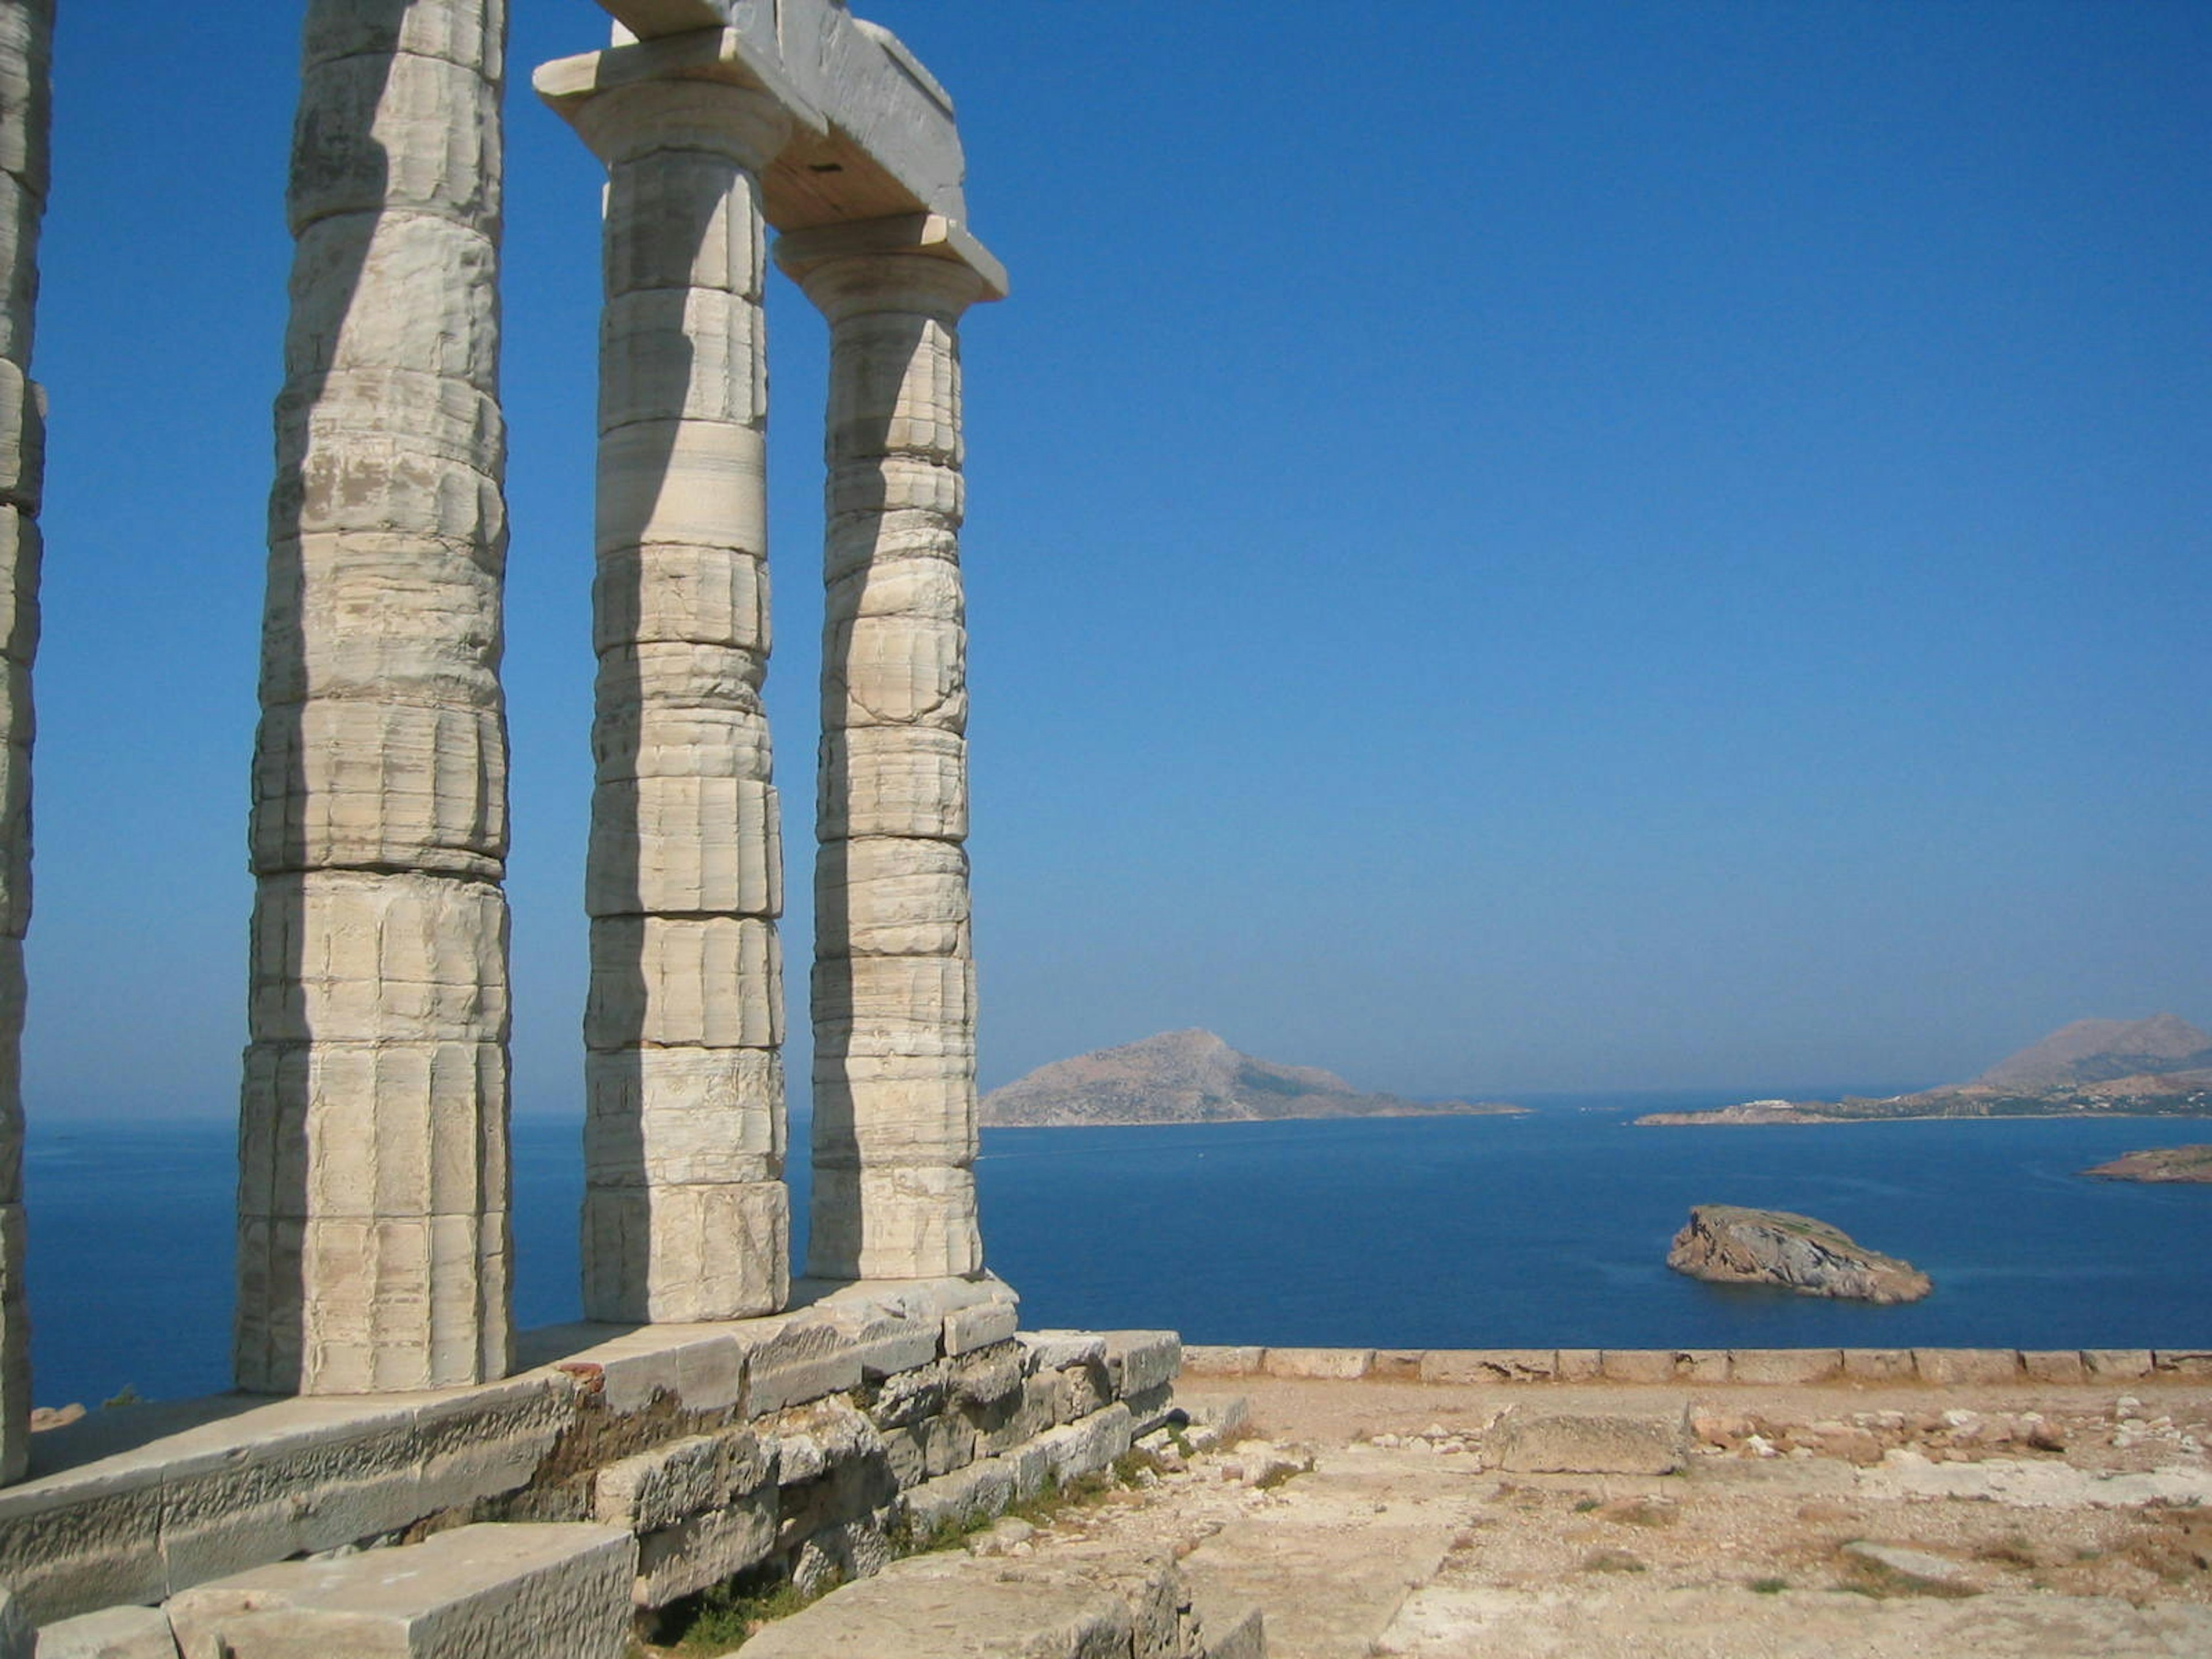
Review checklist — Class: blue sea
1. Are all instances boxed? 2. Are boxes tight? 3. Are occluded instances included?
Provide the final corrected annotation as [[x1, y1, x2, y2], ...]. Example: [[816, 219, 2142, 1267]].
[[25, 1101, 2212, 1408]]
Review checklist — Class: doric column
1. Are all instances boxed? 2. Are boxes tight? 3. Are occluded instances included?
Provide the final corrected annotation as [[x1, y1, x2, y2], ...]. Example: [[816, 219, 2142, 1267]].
[[778, 216, 1003, 1282], [0, 0, 50, 1480], [557, 74, 794, 1321], [237, 0, 513, 1394]]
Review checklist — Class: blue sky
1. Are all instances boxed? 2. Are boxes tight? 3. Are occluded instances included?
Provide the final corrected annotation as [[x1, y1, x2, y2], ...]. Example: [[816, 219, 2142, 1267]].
[[22, 1, 2210, 1118]]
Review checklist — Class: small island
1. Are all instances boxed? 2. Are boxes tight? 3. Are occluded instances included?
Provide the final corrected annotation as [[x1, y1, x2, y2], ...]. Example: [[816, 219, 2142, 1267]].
[[2080, 1145, 2212, 1184], [1666, 1205, 1933, 1304]]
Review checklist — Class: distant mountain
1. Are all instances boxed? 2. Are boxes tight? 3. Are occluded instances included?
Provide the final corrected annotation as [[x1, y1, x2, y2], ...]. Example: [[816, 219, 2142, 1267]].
[[979, 1029, 1527, 1128], [1638, 1014, 2212, 1127]]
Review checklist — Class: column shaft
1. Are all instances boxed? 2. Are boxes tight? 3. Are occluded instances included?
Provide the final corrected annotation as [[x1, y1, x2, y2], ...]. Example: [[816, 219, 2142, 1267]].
[[0, 0, 50, 1480], [785, 243, 992, 1281], [573, 80, 793, 1321], [237, 0, 513, 1394]]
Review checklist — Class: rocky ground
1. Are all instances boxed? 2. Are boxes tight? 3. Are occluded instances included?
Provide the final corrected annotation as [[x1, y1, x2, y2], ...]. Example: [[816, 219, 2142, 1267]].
[[950, 1374, 2212, 1658]]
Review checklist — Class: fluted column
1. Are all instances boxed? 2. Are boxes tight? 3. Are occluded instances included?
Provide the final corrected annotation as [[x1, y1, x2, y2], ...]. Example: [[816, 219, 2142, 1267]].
[[778, 217, 1002, 1282], [0, 0, 50, 1480], [559, 75, 794, 1321], [237, 0, 513, 1394]]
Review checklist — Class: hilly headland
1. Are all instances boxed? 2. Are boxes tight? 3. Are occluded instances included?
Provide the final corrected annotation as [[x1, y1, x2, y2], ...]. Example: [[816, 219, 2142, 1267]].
[[979, 1029, 1527, 1128], [1638, 1014, 2212, 1127], [2081, 1145, 2212, 1184]]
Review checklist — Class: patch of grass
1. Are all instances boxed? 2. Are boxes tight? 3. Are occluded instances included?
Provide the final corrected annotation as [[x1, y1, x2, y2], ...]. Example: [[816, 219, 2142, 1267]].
[[1749, 1577, 1790, 1595], [653, 1565, 836, 1655], [1582, 1548, 1647, 1574]]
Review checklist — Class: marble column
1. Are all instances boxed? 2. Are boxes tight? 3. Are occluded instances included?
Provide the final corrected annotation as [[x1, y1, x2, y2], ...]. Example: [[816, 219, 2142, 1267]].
[[778, 217, 1002, 1282], [237, 0, 513, 1394], [0, 0, 49, 1480], [563, 76, 794, 1321]]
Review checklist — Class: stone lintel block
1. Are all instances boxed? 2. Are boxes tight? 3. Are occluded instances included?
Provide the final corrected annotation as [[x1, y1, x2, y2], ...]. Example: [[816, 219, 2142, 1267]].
[[584, 915, 782, 1050], [594, 1427, 768, 1533], [1597, 1351, 1678, 1385], [600, 286, 766, 433], [586, 774, 782, 920], [285, 214, 498, 394], [593, 542, 768, 656], [1419, 1349, 1554, 1385], [1263, 1347, 1371, 1382], [802, 1164, 981, 1282], [941, 1302, 1017, 1359], [583, 1047, 784, 1190], [1018, 1332, 1107, 1376], [0, 360, 41, 514], [732, 1315, 862, 1415], [594, 418, 765, 561], [1103, 1332, 1181, 1399], [816, 725, 965, 841], [249, 704, 509, 880], [236, 1040, 506, 1220], [1554, 1349, 1604, 1382], [0, 506, 40, 666], [1486, 1403, 1692, 1476], [302, 2, 504, 82], [631, 1494, 777, 1610], [815, 837, 968, 959], [2020, 1350, 2088, 1384], [32, 1603, 177, 1659], [581, 1180, 788, 1325], [165, 1522, 634, 1659], [2082, 1349, 2154, 1380], [1727, 1349, 1844, 1386], [1841, 1348, 1918, 1382], [1179, 1346, 1263, 1379], [1915, 1349, 2022, 1387], [2153, 1351, 2212, 1378], [245, 872, 509, 1043], [288, 49, 500, 237]]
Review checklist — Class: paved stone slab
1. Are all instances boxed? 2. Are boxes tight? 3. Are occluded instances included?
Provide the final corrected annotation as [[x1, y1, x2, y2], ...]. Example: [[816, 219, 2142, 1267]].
[[165, 1523, 633, 1659], [1484, 1402, 1691, 1475], [32, 1605, 175, 1659]]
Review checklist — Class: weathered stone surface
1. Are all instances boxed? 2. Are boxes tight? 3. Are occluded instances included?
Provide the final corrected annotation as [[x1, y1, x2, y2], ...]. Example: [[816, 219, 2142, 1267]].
[[1104, 1333, 1181, 1400], [166, 1523, 632, 1659], [32, 1604, 176, 1659], [2022, 1350, 2088, 1384], [1020, 1332, 1107, 1376], [1915, 1349, 2022, 1386], [1669, 1206, 1931, 1303], [1266, 1347, 1372, 1381], [594, 1428, 767, 1533], [944, 1302, 1019, 1358], [632, 1495, 778, 1609], [2084, 1349, 2155, 1380], [581, 1179, 789, 1324], [1421, 1350, 1552, 1384], [731, 1313, 862, 1414], [1555, 1349, 1604, 1382], [1485, 1403, 1691, 1476], [1842, 1347, 1917, 1382], [1181, 1346, 1263, 1378], [1599, 1351, 1680, 1385], [1726, 1348, 1843, 1385]]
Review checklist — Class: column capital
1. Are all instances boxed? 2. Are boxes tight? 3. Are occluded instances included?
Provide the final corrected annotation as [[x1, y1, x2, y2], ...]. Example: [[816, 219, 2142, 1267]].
[[535, 29, 823, 171], [775, 213, 1008, 324]]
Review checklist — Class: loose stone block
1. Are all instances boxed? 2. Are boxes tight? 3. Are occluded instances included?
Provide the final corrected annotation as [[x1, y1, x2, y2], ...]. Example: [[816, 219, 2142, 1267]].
[[1265, 1347, 1372, 1381], [1915, 1349, 2022, 1386], [32, 1604, 177, 1659], [2083, 1349, 2154, 1380], [1727, 1349, 1843, 1385], [1419, 1349, 1553, 1384], [1485, 1403, 1692, 1476], [1370, 1350, 1425, 1381], [165, 1522, 633, 1659], [1842, 1348, 1916, 1382]]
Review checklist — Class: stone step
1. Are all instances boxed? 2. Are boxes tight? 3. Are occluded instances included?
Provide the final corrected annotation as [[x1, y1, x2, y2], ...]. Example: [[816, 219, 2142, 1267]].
[[164, 1523, 635, 1659]]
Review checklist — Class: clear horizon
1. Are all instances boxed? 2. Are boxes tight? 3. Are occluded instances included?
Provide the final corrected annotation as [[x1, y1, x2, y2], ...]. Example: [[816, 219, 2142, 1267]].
[[17, 2, 2209, 1120]]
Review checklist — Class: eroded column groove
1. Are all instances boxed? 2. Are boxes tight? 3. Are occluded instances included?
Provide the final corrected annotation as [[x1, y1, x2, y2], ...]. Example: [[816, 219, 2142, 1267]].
[[237, 0, 514, 1394], [565, 78, 794, 1321], [0, 0, 50, 1479], [780, 225, 999, 1281]]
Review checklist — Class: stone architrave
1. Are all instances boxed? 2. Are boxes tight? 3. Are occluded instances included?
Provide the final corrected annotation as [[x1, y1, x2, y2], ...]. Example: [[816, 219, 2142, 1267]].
[[548, 62, 797, 1321], [777, 215, 1004, 1281], [236, 0, 515, 1395], [0, 0, 50, 1482]]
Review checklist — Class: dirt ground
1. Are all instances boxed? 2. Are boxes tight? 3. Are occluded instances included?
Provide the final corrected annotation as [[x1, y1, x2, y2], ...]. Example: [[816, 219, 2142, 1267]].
[[963, 1374, 2212, 1658]]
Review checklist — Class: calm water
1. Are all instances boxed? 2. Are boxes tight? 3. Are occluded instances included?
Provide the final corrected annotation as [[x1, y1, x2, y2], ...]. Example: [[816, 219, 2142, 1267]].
[[24, 1103, 2212, 1406]]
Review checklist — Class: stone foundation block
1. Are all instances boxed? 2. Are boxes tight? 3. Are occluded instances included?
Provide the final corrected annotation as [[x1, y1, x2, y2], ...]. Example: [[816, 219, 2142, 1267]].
[[1915, 1349, 2021, 1385], [2021, 1350, 2088, 1384], [735, 1314, 863, 1414], [1421, 1349, 1553, 1384], [1729, 1349, 1843, 1385], [1485, 1403, 1691, 1476], [942, 1301, 1018, 1357], [2083, 1349, 2155, 1380], [1104, 1332, 1181, 1398], [1039, 1404, 1134, 1487], [32, 1604, 177, 1659], [1194, 1593, 1264, 1659], [950, 1346, 1024, 1410], [1020, 1332, 1107, 1374], [1599, 1350, 1678, 1385], [518, 1324, 746, 1416], [594, 1429, 767, 1533], [633, 1494, 778, 1610], [1842, 1348, 1916, 1382], [1262, 1347, 1369, 1381], [165, 1523, 634, 1659], [865, 1359, 949, 1430], [900, 1457, 1011, 1539]]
